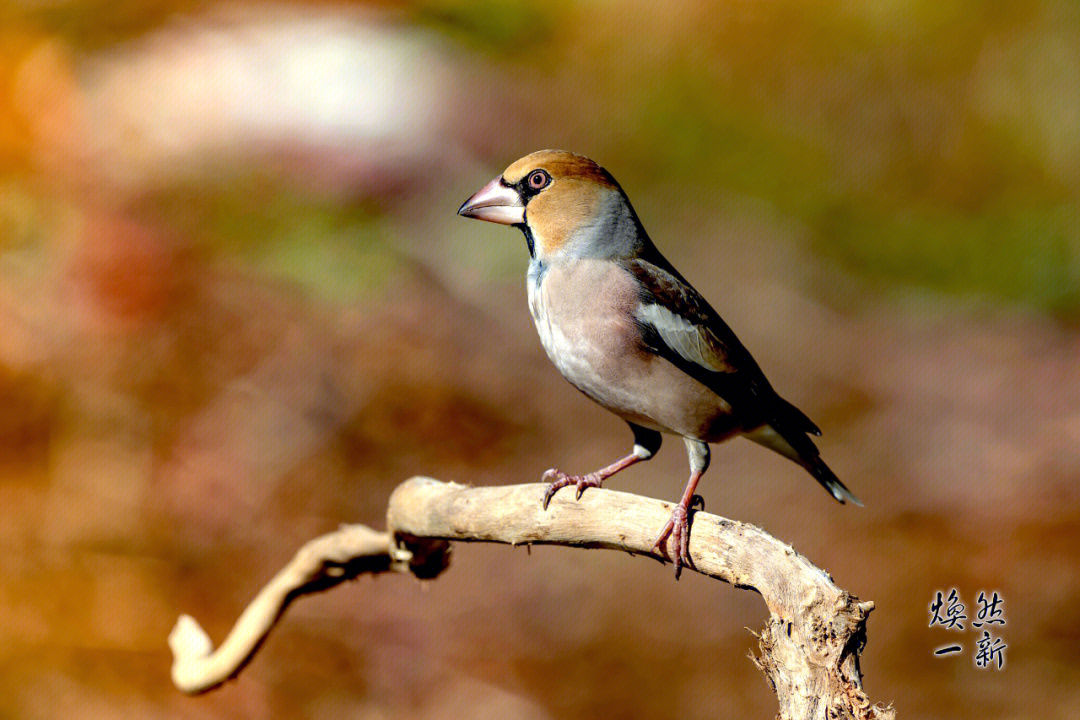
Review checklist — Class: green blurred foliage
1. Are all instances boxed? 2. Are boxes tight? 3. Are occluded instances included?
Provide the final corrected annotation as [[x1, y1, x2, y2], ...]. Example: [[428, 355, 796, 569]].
[[816, 201, 1080, 313], [413, 0, 564, 54], [155, 178, 403, 306], [5, 0, 1076, 314], [418, 0, 1080, 316]]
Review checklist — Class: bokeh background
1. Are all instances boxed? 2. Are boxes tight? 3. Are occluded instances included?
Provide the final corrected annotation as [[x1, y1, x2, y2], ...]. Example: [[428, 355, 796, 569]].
[[2, 1, 1079, 718]]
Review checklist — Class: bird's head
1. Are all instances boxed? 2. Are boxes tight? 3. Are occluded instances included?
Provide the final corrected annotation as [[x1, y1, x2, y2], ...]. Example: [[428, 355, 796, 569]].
[[458, 150, 645, 262]]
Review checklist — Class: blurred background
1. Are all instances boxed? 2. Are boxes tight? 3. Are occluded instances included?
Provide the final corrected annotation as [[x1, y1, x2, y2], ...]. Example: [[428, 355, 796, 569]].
[[1, 1, 1078, 718]]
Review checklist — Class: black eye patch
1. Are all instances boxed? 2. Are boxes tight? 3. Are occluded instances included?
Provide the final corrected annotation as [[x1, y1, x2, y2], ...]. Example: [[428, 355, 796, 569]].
[[517, 169, 551, 200]]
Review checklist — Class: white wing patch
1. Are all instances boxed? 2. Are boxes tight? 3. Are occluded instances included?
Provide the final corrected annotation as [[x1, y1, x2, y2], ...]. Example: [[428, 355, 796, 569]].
[[636, 303, 730, 373]]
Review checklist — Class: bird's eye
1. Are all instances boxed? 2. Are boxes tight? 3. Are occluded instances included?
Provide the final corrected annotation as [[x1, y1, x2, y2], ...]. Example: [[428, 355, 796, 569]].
[[528, 170, 550, 190]]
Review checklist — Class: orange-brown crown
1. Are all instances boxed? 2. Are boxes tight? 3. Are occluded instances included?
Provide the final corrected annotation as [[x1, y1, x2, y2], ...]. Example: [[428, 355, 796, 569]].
[[502, 150, 618, 189]]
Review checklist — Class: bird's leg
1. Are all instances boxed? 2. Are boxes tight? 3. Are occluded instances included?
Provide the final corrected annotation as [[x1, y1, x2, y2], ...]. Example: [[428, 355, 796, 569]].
[[651, 471, 703, 578], [542, 424, 661, 510], [541, 453, 642, 509], [652, 439, 710, 579]]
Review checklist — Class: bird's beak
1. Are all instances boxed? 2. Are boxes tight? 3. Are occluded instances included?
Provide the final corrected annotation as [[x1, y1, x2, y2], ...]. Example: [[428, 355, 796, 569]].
[[458, 176, 525, 225]]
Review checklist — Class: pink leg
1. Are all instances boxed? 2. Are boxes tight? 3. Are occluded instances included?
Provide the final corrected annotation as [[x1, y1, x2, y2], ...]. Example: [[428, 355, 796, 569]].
[[651, 469, 704, 579], [541, 452, 645, 510]]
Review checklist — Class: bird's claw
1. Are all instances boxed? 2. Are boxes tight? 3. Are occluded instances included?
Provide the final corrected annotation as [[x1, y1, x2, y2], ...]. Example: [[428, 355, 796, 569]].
[[652, 504, 692, 579], [541, 468, 604, 510]]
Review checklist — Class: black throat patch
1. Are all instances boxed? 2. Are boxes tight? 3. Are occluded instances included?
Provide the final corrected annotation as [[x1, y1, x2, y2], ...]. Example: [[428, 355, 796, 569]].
[[518, 223, 535, 258]]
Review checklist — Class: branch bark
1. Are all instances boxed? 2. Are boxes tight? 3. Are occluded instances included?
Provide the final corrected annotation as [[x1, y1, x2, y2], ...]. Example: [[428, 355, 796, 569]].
[[169, 477, 895, 719]]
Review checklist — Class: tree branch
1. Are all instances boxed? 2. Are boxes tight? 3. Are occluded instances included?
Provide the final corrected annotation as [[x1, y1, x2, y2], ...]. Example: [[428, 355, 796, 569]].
[[169, 477, 895, 719]]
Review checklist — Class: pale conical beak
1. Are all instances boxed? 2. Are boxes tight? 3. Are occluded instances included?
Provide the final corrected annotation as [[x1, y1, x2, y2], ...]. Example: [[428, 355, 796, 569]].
[[457, 176, 525, 225]]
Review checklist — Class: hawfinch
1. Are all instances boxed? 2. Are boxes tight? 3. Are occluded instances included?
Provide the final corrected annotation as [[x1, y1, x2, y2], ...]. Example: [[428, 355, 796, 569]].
[[459, 150, 860, 577]]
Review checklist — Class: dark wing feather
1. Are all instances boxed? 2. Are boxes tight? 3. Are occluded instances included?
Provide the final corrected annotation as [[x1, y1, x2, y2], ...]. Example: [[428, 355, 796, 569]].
[[628, 258, 820, 443], [629, 258, 770, 414], [628, 257, 859, 505]]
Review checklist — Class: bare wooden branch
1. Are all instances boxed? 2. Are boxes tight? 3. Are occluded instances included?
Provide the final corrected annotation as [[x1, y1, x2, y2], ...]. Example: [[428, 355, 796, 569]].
[[169, 524, 399, 693], [169, 477, 895, 719]]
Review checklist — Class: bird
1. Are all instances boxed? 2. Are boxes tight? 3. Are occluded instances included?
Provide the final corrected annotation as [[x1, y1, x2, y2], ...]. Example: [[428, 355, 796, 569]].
[[457, 150, 860, 577]]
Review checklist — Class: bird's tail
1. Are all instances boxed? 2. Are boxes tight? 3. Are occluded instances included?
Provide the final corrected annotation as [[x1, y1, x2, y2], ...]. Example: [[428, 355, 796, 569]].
[[803, 453, 862, 506], [774, 396, 821, 436], [744, 417, 862, 506]]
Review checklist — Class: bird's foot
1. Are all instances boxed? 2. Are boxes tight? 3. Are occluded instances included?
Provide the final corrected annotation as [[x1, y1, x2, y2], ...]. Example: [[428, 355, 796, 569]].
[[541, 468, 605, 510], [652, 503, 692, 579]]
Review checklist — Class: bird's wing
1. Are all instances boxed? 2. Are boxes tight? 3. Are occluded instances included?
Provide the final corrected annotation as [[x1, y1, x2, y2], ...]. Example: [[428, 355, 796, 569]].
[[629, 258, 761, 379], [634, 300, 734, 373], [628, 258, 819, 436], [628, 257, 858, 504]]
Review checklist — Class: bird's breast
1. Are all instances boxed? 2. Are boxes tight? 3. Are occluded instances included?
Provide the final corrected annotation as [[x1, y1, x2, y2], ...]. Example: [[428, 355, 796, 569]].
[[525, 260, 738, 440], [527, 260, 641, 400]]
